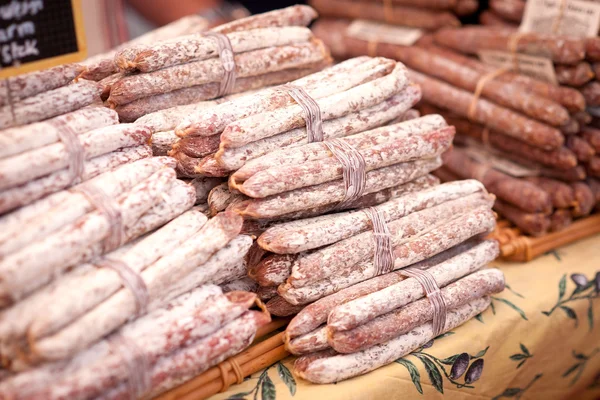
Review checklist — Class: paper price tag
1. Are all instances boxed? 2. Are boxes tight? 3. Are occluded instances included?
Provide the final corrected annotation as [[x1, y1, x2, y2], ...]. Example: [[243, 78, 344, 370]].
[[346, 19, 423, 46], [478, 50, 558, 85], [520, 0, 600, 37]]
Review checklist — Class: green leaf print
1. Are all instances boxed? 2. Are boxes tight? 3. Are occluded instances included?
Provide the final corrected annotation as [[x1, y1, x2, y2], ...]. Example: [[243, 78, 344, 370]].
[[395, 359, 423, 394]]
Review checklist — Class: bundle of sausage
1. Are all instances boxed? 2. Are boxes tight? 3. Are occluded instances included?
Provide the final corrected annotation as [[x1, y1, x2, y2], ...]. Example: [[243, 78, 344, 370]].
[[433, 26, 600, 99], [0, 285, 269, 399], [247, 179, 495, 316], [135, 88, 259, 159], [0, 183, 269, 398], [309, 0, 477, 31], [104, 5, 330, 121], [290, 240, 504, 383], [0, 109, 155, 214], [221, 111, 453, 226], [251, 179, 502, 382], [170, 57, 421, 182], [0, 64, 102, 129], [0, 157, 195, 311], [80, 15, 210, 82], [436, 146, 598, 235]]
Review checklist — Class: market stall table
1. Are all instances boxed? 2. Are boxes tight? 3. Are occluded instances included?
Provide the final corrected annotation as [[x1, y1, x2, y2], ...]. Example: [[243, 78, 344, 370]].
[[203, 234, 600, 400]]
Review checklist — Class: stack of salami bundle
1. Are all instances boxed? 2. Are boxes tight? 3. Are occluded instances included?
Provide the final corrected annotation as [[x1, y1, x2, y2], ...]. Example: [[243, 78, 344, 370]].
[[103, 5, 330, 122], [1, 64, 102, 129], [421, 28, 600, 233], [309, 0, 477, 31], [0, 109, 155, 214], [433, 27, 600, 100], [80, 15, 209, 82], [312, 20, 600, 235], [0, 157, 268, 398], [248, 178, 503, 382], [171, 57, 419, 182]]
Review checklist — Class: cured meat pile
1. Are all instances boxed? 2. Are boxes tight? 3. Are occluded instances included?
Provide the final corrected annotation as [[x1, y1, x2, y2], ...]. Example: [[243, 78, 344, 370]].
[[421, 28, 600, 234], [312, 20, 600, 235], [247, 178, 503, 382], [434, 26, 600, 98], [0, 64, 102, 129], [309, 0, 478, 30], [173, 57, 420, 180], [0, 158, 268, 398], [224, 112, 452, 222], [0, 107, 155, 214], [80, 15, 210, 82], [103, 5, 330, 121]]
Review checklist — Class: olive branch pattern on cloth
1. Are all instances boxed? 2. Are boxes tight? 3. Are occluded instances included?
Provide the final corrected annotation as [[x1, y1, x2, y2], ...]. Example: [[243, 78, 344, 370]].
[[542, 272, 600, 330], [509, 343, 533, 369], [228, 361, 296, 400], [563, 348, 600, 386], [395, 332, 489, 394], [475, 281, 527, 323], [492, 373, 543, 400]]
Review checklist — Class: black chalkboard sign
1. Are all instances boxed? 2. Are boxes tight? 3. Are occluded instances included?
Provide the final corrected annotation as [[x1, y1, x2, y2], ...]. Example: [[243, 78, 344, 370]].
[[0, 0, 86, 78]]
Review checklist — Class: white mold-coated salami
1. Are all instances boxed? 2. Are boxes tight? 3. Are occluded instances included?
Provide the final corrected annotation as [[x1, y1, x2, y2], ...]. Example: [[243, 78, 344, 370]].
[[285, 239, 482, 339], [234, 126, 452, 198], [217, 86, 423, 172], [176, 134, 222, 158], [231, 113, 445, 182], [151, 131, 179, 156], [290, 191, 494, 287], [238, 174, 439, 224], [177, 57, 394, 137], [0, 124, 151, 191], [123, 179, 196, 242], [0, 287, 256, 398], [211, 5, 317, 34], [114, 64, 326, 122], [0, 107, 118, 159], [108, 41, 328, 106], [0, 168, 178, 307], [0, 145, 152, 215], [0, 157, 173, 257], [287, 326, 329, 355], [1, 64, 84, 105], [117, 26, 314, 72], [0, 80, 102, 129], [161, 235, 253, 305], [27, 209, 208, 341], [327, 239, 499, 332], [280, 210, 496, 306], [2, 302, 265, 400], [80, 14, 210, 81], [232, 157, 442, 220], [135, 100, 220, 133], [220, 63, 409, 148], [26, 212, 243, 362], [294, 297, 490, 384], [281, 211, 492, 306], [249, 254, 296, 287], [329, 268, 505, 353], [258, 179, 486, 254], [208, 182, 245, 215]]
